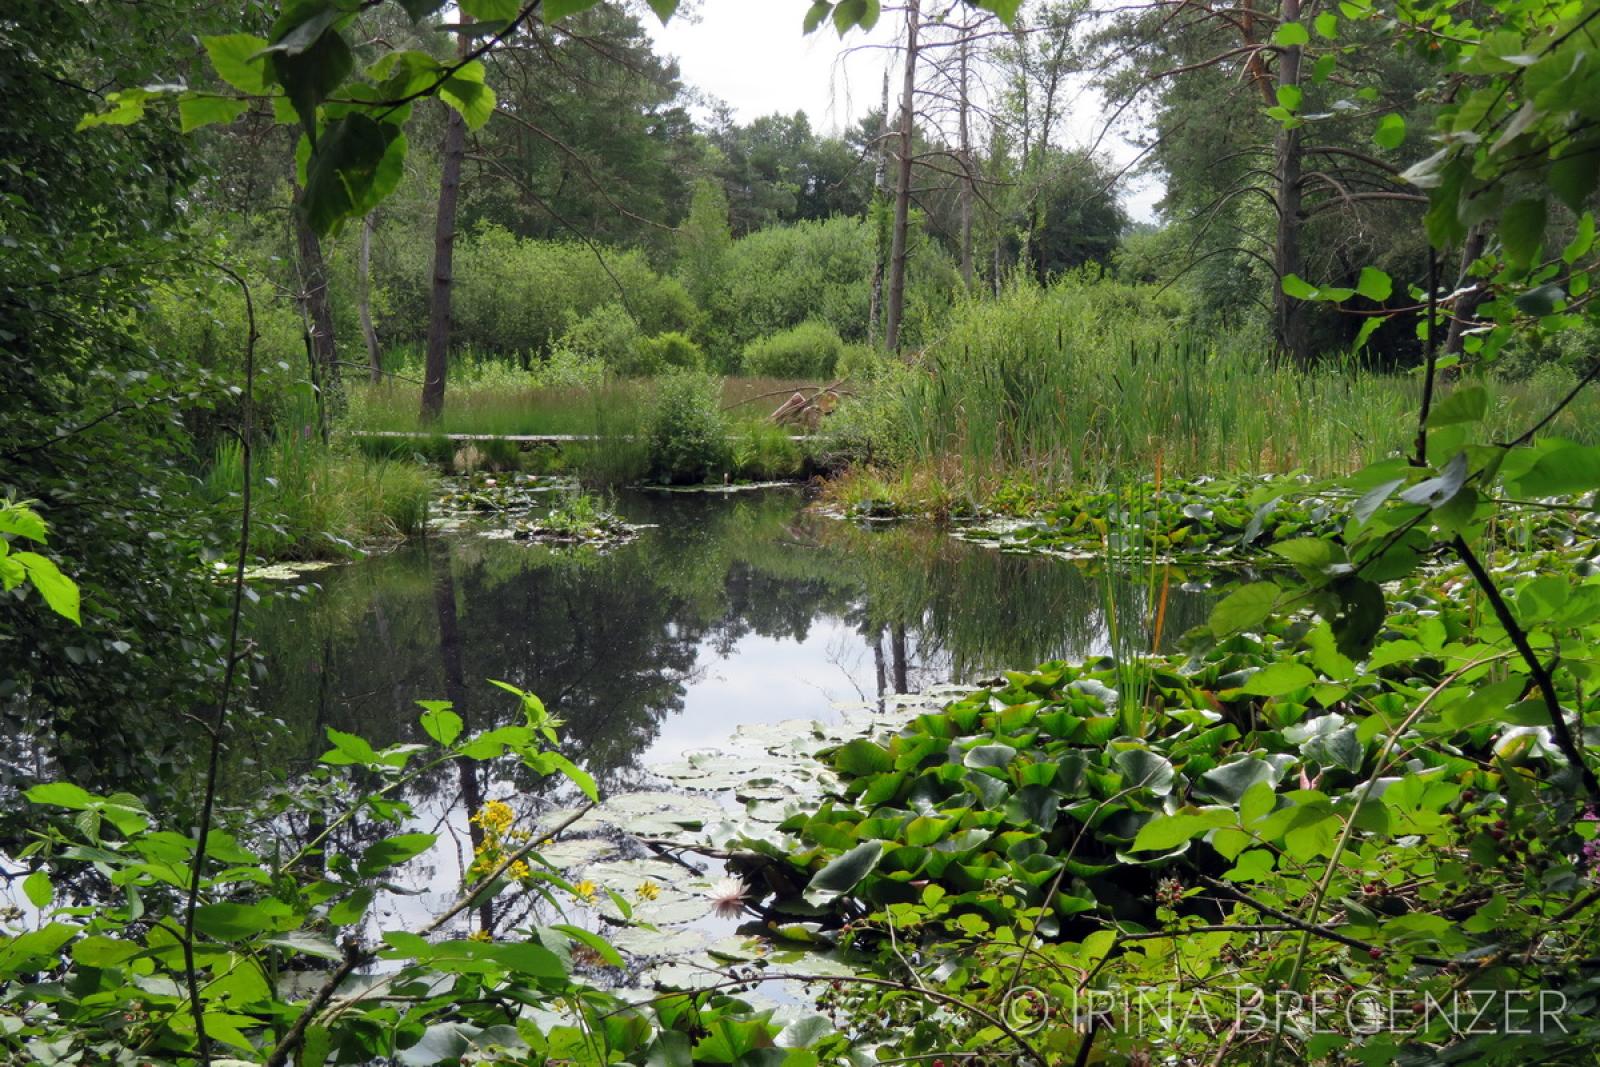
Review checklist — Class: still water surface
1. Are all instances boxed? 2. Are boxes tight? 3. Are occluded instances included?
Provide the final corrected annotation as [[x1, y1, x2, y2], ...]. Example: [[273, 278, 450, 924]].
[[252, 488, 1213, 787]]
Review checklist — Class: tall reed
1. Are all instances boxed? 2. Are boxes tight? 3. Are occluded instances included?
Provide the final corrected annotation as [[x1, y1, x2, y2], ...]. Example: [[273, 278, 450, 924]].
[[875, 279, 1600, 490]]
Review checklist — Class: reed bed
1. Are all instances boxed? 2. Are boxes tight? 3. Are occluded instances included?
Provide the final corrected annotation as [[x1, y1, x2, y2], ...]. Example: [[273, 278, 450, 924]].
[[874, 281, 1600, 491]]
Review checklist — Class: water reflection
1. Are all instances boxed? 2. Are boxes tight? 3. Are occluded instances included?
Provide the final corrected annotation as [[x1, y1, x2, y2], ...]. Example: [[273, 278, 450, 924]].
[[251, 490, 1213, 795]]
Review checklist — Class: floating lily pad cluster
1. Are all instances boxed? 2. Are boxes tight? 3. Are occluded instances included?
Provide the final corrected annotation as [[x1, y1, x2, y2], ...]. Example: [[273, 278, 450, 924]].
[[719, 561, 1596, 945], [434, 473, 577, 515], [528, 696, 969, 993]]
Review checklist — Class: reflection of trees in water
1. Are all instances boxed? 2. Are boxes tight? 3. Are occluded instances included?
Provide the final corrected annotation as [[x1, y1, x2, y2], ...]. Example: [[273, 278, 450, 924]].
[[247, 492, 1216, 804]]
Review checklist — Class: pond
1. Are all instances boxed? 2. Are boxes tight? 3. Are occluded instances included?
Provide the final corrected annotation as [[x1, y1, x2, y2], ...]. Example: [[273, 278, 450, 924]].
[[250, 487, 1215, 790], [232, 487, 1220, 986]]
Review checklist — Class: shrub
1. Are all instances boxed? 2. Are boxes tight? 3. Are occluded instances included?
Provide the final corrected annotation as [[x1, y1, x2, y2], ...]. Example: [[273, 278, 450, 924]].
[[449, 225, 693, 358], [638, 331, 705, 373], [647, 371, 729, 484], [741, 320, 844, 377], [835, 341, 885, 382], [701, 216, 960, 366], [559, 303, 644, 374]]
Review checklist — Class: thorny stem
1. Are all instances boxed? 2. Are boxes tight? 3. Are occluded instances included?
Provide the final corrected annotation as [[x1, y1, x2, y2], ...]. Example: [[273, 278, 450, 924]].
[[1265, 655, 1509, 1067], [180, 262, 257, 1066], [1452, 535, 1600, 799]]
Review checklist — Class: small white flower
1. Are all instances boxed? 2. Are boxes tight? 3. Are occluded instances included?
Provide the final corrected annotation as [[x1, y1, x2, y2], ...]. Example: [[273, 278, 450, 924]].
[[705, 876, 749, 919]]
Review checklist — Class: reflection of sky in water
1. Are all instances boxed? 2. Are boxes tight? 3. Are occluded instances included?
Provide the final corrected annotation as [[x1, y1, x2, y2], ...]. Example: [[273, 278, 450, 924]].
[[226, 490, 1217, 991], [652, 623, 882, 761]]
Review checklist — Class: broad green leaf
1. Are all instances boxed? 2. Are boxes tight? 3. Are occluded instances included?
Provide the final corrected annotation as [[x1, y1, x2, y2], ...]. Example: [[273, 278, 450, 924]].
[[440, 61, 496, 130], [1355, 266, 1392, 301], [358, 833, 437, 876], [803, 841, 883, 905], [328, 887, 374, 926], [1209, 581, 1279, 636], [1242, 662, 1315, 696], [1200, 758, 1279, 803], [12, 552, 79, 622], [202, 35, 272, 94], [803, 1, 832, 33], [1373, 113, 1405, 149], [25, 782, 96, 810], [193, 902, 279, 939], [418, 702, 462, 746], [300, 115, 406, 236], [22, 870, 52, 910], [1509, 444, 1600, 496], [179, 95, 248, 133], [271, 24, 354, 138], [1500, 198, 1547, 267], [833, 739, 893, 775], [1131, 810, 1231, 852], [1274, 21, 1310, 45], [1398, 451, 1467, 508], [0, 506, 48, 543], [1425, 385, 1488, 427], [1115, 748, 1175, 795], [1314, 12, 1338, 37], [1281, 273, 1317, 299]]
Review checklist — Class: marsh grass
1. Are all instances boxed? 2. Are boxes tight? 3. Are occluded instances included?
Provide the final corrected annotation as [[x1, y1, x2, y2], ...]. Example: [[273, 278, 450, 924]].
[[343, 370, 820, 484], [850, 280, 1600, 497], [205, 413, 435, 560]]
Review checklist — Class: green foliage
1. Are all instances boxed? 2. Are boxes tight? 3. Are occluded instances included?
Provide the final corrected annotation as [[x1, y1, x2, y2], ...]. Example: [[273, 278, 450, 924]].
[[452, 227, 693, 361], [0, 502, 81, 624], [204, 417, 435, 561], [705, 216, 959, 366], [637, 331, 706, 374], [741, 320, 845, 378], [1, 0, 238, 807], [647, 372, 730, 484], [2, 688, 850, 1065], [837, 274, 1600, 487]]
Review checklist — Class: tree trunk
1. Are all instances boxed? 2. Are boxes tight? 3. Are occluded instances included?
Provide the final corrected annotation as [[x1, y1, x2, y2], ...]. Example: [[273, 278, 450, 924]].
[[1272, 0, 1310, 365], [867, 65, 892, 348], [432, 551, 492, 932], [958, 31, 974, 289], [292, 183, 339, 435], [359, 212, 382, 383], [891, 623, 909, 694], [885, 0, 921, 353], [421, 31, 470, 422], [1443, 225, 1488, 361]]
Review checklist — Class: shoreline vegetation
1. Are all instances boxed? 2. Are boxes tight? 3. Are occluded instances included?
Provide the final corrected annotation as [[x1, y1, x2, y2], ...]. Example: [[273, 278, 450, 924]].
[[9, 0, 1600, 1062]]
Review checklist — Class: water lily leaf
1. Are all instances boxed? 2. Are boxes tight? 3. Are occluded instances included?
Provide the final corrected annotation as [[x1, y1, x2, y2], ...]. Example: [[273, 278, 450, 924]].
[[962, 744, 1017, 770], [803, 841, 884, 906], [1241, 662, 1315, 697], [1198, 757, 1281, 803], [1114, 749, 1175, 795]]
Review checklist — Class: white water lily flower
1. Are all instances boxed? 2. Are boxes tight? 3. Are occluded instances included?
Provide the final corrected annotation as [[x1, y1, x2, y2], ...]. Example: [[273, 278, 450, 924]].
[[705, 876, 749, 919]]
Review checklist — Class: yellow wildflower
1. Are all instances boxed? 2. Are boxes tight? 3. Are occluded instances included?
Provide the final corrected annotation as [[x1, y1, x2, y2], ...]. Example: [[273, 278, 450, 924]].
[[467, 929, 492, 943], [573, 878, 598, 902], [508, 860, 532, 880], [471, 800, 515, 834], [636, 880, 662, 901]]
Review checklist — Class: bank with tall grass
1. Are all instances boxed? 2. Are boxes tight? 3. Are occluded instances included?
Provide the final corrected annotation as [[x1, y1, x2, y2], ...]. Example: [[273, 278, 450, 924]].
[[824, 275, 1600, 509]]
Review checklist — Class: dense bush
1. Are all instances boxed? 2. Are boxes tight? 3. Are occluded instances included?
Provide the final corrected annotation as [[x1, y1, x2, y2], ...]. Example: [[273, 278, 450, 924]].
[[637, 331, 705, 373], [741, 319, 844, 377], [646, 371, 729, 483], [557, 302, 643, 374], [447, 226, 693, 359], [701, 216, 961, 367]]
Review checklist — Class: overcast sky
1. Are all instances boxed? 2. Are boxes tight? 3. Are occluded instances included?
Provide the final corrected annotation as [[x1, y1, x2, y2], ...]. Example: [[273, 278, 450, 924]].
[[645, 0, 1162, 220]]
